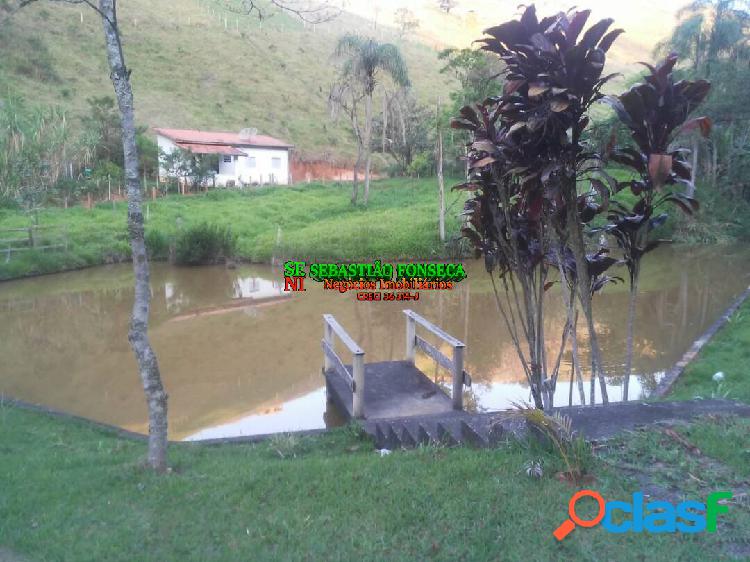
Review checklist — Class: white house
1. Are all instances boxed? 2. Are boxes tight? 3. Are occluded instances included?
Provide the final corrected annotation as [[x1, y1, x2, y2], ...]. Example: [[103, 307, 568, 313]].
[[155, 127, 294, 187]]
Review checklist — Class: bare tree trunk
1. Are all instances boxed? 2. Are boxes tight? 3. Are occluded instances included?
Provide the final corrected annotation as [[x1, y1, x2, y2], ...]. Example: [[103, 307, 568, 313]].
[[382, 91, 387, 154], [623, 275, 638, 401], [566, 196, 608, 404], [363, 91, 373, 205], [352, 146, 362, 204], [437, 103, 445, 243], [570, 309, 586, 405], [99, 0, 168, 471]]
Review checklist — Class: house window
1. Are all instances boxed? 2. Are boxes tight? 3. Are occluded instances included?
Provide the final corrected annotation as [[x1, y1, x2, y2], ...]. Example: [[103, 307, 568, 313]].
[[223, 155, 232, 163], [248, 157, 257, 168], [272, 157, 281, 169]]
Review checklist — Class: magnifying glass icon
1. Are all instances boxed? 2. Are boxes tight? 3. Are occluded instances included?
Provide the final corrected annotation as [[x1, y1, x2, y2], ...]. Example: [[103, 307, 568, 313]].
[[553, 490, 606, 541]]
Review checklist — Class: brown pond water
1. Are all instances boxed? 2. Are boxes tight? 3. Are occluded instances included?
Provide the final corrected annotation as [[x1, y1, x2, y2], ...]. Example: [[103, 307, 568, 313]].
[[1, 245, 749, 440]]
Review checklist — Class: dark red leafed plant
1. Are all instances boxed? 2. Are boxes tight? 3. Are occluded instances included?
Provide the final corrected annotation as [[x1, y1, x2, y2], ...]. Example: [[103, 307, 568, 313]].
[[452, 5, 624, 408], [599, 54, 711, 400]]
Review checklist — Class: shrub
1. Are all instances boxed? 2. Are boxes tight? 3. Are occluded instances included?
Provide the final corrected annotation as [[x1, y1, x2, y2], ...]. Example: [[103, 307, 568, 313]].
[[145, 229, 170, 261], [174, 223, 236, 265]]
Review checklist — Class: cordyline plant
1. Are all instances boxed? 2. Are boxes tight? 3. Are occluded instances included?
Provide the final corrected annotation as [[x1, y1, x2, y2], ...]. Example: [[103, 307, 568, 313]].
[[454, 5, 711, 409], [599, 54, 711, 400], [453, 5, 623, 408]]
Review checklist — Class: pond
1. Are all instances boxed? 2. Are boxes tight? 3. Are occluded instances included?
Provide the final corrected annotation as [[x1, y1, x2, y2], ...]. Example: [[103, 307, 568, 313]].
[[1, 245, 748, 440]]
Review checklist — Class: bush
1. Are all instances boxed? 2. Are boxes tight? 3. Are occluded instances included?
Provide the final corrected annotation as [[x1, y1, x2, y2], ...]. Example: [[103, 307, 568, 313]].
[[145, 228, 170, 261], [174, 223, 237, 265]]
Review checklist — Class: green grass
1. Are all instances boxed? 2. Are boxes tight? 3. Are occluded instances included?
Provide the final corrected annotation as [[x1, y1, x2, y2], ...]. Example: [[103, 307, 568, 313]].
[[669, 300, 750, 404], [1, 404, 749, 561], [0, 177, 467, 280]]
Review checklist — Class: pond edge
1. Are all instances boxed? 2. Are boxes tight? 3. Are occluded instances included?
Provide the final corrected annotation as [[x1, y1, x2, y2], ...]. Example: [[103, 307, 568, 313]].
[[652, 284, 750, 399]]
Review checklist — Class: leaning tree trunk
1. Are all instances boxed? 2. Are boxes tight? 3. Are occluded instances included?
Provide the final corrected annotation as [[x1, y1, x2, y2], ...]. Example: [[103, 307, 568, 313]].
[[363, 91, 373, 205], [99, 0, 168, 471]]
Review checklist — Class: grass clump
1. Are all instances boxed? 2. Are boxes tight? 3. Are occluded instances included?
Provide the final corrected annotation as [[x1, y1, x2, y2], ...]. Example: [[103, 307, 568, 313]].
[[175, 223, 236, 265]]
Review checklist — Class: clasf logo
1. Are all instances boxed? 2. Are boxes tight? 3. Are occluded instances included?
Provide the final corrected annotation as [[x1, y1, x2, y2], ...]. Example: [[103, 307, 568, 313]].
[[553, 489, 732, 541]]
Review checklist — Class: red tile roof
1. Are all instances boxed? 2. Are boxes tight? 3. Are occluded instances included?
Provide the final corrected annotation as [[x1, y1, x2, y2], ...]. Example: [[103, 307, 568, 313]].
[[155, 128, 293, 149], [175, 142, 246, 156]]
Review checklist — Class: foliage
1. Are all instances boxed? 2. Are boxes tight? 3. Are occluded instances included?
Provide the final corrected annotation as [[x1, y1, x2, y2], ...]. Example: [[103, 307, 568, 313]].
[[656, 1, 750, 202], [453, 5, 625, 408], [159, 147, 218, 189], [406, 151, 434, 177], [599, 53, 711, 399], [0, 92, 71, 202], [333, 35, 410, 96], [81, 96, 123, 168], [512, 404, 593, 483], [145, 228, 170, 261], [600, 54, 711, 283], [371, 89, 433, 174], [174, 222, 237, 265], [438, 47, 504, 176]]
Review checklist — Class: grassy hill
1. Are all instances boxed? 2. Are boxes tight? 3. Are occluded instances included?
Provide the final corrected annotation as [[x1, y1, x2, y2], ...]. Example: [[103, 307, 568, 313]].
[[0, 0, 456, 161], [0, 0, 684, 162]]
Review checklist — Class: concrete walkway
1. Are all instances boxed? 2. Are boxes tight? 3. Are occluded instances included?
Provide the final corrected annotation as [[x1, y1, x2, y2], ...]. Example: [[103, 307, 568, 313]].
[[367, 399, 750, 449]]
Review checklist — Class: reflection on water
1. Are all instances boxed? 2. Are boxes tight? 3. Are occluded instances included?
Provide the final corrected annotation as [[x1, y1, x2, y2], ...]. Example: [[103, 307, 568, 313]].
[[1, 245, 748, 440]]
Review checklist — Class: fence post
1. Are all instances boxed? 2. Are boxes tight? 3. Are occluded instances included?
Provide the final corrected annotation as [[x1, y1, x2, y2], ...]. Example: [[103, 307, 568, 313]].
[[452, 344, 465, 410], [27, 227, 34, 248], [323, 319, 333, 372], [352, 351, 365, 418], [405, 311, 416, 364]]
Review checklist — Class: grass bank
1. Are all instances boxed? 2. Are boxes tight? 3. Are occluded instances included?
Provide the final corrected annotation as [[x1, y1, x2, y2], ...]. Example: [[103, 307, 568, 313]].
[[0, 178, 466, 281], [1, 404, 749, 561], [669, 299, 750, 404]]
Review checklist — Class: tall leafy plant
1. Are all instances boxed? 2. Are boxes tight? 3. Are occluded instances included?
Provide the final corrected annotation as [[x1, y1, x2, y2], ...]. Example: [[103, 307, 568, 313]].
[[454, 6, 622, 407], [601, 54, 711, 399]]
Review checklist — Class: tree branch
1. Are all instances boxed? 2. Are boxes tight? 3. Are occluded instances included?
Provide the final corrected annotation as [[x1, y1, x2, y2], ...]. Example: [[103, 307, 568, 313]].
[[223, 0, 340, 24]]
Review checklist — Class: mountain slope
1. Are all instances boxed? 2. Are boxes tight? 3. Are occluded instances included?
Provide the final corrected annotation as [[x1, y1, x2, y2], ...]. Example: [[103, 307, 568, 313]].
[[0, 0, 455, 161]]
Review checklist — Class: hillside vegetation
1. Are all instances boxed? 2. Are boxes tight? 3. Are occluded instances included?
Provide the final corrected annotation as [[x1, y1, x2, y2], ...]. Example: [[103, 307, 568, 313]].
[[0, 0, 455, 160]]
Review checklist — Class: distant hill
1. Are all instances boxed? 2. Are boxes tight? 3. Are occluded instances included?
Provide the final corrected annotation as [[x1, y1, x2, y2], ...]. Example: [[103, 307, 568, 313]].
[[0, 0, 683, 163]]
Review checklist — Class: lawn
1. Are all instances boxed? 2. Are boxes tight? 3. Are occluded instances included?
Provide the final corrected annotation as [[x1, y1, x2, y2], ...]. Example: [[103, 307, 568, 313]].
[[1, 404, 748, 562], [669, 299, 750, 404], [0, 177, 467, 281]]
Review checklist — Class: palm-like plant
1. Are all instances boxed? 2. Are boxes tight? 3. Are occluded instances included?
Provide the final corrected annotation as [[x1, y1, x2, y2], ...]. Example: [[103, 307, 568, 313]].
[[601, 54, 711, 400], [334, 35, 410, 205]]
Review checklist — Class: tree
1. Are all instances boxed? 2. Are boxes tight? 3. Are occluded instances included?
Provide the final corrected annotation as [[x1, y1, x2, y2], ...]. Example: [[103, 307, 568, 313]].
[[333, 35, 410, 205], [657, 1, 750, 195], [600, 55, 711, 400], [15, 0, 169, 471], [160, 147, 218, 191], [328, 80, 366, 203], [371, 89, 432, 174], [394, 7, 419, 38], [82, 95, 122, 167], [454, 6, 628, 408]]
